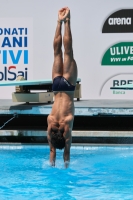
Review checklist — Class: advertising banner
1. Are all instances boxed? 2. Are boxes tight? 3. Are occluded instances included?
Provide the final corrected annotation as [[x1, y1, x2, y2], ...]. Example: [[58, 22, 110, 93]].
[[100, 8, 133, 99], [0, 0, 133, 100], [0, 18, 33, 98]]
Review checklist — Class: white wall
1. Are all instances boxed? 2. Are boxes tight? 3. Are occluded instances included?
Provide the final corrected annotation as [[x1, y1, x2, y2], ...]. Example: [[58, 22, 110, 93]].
[[0, 0, 133, 99]]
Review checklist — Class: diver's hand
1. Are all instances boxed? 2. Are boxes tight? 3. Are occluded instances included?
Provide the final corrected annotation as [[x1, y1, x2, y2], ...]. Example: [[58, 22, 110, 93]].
[[58, 7, 70, 22], [64, 161, 69, 168]]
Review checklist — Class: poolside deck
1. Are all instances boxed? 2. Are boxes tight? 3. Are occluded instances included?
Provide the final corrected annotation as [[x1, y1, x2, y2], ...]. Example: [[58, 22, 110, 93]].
[[0, 99, 133, 144], [0, 99, 133, 116]]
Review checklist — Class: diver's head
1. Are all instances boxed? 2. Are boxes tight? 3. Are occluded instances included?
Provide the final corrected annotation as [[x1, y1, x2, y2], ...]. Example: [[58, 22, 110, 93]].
[[51, 131, 65, 150]]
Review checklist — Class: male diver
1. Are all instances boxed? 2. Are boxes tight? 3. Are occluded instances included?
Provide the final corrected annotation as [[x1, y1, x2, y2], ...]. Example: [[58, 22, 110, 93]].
[[47, 7, 78, 168]]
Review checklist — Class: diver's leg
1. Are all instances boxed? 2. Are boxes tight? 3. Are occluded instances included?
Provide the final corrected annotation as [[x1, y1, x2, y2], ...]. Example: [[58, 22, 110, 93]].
[[63, 9, 77, 85], [52, 20, 63, 79]]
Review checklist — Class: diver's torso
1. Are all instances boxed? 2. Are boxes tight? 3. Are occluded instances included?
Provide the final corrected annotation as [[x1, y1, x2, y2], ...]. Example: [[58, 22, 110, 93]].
[[51, 91, 74, 122]]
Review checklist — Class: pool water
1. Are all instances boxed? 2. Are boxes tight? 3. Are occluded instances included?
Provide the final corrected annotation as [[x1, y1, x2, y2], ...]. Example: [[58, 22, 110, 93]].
[[0, 145, 133, 200]]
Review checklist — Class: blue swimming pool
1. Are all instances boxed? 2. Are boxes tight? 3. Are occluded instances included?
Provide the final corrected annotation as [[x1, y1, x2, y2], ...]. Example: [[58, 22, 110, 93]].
[[0, 145, 133, 200]]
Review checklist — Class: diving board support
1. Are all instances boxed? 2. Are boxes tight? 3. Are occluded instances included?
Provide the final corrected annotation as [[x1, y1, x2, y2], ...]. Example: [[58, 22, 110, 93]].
[[12, 76, 54, 103], [74, 82, 81, 101], [12, 92, 53, 103], [0, 76, 82, 102]]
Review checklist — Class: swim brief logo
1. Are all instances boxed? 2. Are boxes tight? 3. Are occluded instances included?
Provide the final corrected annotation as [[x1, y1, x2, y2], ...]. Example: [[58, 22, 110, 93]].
[[102, 9, 133, 33], [63, 79, 70, 86], [101, 42, 133, 65]]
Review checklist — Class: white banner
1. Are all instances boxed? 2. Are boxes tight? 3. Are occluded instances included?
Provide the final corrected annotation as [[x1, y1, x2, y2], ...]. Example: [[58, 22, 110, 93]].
[[0, 0, 133, 100], [0, 18, 33, 98]]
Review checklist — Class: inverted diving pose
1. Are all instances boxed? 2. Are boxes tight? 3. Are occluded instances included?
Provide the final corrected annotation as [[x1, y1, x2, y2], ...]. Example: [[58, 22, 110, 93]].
[[47, 7, 78, 168]]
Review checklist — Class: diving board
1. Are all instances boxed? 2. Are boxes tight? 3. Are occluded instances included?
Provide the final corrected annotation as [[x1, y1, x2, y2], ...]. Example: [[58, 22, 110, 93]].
[[0, 76, 82, 103], [0, 78, 81, 87], [0, 79, 53, 86]]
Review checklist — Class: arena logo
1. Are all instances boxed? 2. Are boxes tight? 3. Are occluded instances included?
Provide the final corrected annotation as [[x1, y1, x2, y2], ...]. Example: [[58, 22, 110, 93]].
[[102, 9, 133, 33], [101, 42, 133, 65], [63, 79, 70, 86], [108, 18, 131, 25]]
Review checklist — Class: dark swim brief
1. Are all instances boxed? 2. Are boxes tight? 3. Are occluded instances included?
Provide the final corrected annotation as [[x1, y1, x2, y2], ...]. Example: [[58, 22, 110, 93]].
[[52, 76, 75, 91]]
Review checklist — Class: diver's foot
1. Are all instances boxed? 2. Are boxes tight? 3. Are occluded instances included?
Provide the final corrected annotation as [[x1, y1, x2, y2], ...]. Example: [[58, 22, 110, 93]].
[[58, 7, 70, 23]]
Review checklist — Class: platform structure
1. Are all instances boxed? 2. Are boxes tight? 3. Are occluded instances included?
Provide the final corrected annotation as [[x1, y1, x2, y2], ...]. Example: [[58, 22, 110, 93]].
[[0, 99, 133, 116], [0, 77, 82, 103], [0, 99, 133, 144], [1, 79, 133, 144]]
